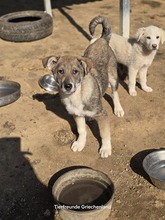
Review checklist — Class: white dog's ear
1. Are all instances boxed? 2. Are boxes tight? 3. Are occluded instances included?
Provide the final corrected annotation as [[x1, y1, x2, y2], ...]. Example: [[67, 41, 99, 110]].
[[136, 27, 146, 41], [42, 56, 60, 70], [78, 57, 93, 75], [159, 28, 165, 44]]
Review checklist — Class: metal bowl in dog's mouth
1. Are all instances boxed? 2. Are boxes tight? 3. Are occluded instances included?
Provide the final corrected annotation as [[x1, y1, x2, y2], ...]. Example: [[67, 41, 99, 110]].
[[0, 80, 21, 107], [38, 74, 58, 91], [143, 149, 165, 190], [52, 168, 115, 220]]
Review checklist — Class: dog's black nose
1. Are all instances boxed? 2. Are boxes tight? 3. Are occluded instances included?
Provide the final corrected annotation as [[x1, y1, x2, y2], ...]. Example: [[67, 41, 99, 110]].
[[64, 83, 73, 91], [152, 44, 157, 49]]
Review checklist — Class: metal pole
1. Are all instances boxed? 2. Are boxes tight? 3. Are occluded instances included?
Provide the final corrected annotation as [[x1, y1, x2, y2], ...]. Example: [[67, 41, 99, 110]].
[[43, 0, 52, 17], [120, 0, 130, 38]]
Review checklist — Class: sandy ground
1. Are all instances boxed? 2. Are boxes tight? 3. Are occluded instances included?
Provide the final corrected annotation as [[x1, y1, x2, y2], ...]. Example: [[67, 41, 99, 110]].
[[0, 0, 165, 219]]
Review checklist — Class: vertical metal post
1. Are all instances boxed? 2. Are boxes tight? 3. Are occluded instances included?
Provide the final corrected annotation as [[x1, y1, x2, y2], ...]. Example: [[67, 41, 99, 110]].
[[43, 0, 52, 17], [120, 0, 130, 38]]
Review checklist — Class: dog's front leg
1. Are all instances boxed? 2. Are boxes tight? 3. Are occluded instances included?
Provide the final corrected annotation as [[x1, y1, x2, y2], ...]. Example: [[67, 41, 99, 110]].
[[96, 110, 112, 158], [71, 116, 87, 152], [128, 67, 138, 96], [139, 66, 153, 93]]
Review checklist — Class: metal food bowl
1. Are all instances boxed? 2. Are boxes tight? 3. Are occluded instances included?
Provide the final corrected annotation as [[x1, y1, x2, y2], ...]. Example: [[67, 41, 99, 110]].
[[38, 74, 58, 91], [0, 80, 21, 107], [143, 149, 165, 190], [52, 168, 115, 220]]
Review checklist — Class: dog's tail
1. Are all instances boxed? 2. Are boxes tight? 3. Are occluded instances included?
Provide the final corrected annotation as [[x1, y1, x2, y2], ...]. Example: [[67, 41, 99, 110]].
[[89, 15, 111, 42]]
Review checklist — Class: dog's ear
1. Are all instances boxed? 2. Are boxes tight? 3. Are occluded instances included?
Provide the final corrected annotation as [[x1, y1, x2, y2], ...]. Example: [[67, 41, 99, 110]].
[[78, 57, 93, 75], [136, 27, 146, 41], [42, 56, 60, 70], [159, 28, 165, 44]]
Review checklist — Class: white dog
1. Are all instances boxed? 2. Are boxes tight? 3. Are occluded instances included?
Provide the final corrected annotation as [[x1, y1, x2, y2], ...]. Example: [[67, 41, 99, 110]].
[[91, 26, 165, 96]]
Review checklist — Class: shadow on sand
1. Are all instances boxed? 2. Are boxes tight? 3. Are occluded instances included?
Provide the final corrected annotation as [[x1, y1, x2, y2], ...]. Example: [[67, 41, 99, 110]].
[[0, 0, 102, 16], [130, 149, 158, 185], [0, 0, 101, 41], [0, 137, 54, 220]]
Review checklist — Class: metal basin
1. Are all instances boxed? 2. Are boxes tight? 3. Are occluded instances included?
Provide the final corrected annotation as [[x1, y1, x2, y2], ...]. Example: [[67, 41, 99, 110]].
[[38, 74, 58, 91], [52, 168, 115, 220], [0, 80, 21, 107], [143, 149, 165, 190]]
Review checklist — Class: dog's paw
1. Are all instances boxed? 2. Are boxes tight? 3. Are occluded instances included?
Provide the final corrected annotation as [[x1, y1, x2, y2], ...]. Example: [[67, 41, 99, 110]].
[[99, 147, 111, 158], [71, 141, 85, 152], [142, 86, 153, 93], [114, 108, 124, 117], [129, 90, 137, 96], [108, 83, 111, 88]]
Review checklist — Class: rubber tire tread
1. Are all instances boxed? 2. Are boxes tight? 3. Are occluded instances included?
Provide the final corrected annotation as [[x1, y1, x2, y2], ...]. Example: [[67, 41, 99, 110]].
[[0, 10, 53, 42]]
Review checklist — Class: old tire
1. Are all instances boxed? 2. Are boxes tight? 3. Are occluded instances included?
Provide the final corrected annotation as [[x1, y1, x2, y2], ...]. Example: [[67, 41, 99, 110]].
[[0, 11, 53, 42]]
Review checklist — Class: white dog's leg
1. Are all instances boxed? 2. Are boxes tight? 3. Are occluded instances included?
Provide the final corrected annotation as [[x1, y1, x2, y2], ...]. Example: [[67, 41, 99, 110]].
[[112, 91, 124, 117], [128, 67, 138, 96], [96, 111, 112, 158], [71, 116, 87, 152], [139, 67, 153, 93], [109, 74, 124, 117]]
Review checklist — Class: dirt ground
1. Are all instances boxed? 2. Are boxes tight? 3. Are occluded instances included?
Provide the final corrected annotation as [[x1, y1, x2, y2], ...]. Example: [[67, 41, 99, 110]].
[[0, 0, 165, 219]]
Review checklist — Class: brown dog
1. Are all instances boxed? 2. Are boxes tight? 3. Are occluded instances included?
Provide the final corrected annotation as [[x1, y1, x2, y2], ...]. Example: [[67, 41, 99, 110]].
[[42, 16, 124, 158]]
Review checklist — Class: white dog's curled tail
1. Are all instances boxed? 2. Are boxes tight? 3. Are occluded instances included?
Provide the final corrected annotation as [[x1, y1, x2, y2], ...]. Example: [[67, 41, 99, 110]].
[[89, 15, 111, 42]]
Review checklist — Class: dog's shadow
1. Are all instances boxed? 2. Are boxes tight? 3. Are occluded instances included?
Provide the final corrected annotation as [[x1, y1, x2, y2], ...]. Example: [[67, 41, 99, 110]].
[[33, 93, 77, 133], [33, 92, 103, 148], [33, 93, 70, 120]]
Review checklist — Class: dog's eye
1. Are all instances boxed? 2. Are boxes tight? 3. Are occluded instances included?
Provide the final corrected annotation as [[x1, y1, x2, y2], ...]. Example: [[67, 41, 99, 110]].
[[72, 69, 79, 75], [57, 69, 64, 74], [147, 36, 151, 39], [156, 36, 160, 39]]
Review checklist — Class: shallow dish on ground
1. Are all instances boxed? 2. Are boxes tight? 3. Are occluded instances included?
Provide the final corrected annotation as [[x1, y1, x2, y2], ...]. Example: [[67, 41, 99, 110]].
[[143, 149, 165, 190], [52, 168, 115, 220], [38, 74, 58, 91], [0, 80, 21, 107]]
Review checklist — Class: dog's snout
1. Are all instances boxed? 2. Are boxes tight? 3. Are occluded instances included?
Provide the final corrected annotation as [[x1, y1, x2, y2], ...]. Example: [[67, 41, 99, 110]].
[[64, 83, 73, 91], [152, 44, 157, 49]]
